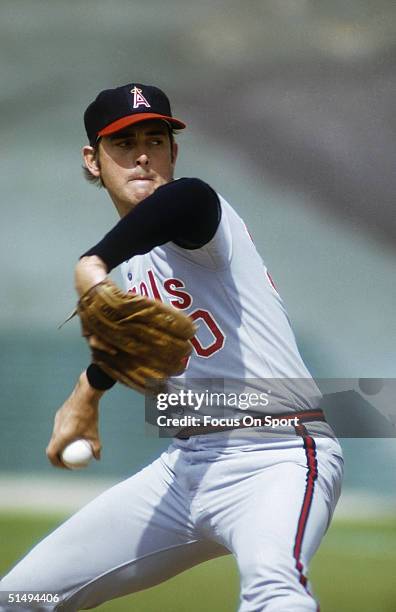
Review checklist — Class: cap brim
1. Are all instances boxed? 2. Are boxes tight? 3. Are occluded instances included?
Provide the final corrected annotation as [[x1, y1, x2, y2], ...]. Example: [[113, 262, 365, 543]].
[[98, 113, 186, 138]]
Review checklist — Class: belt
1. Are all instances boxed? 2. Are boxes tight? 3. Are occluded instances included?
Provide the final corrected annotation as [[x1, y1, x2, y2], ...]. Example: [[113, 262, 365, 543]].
[[175, 409, 326, 439]]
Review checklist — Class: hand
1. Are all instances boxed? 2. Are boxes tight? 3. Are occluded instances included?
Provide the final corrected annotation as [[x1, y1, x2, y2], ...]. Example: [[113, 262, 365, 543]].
[[75, 256, 117, 354], [46, 371, 104, 469], [75, 255, 107, 298]]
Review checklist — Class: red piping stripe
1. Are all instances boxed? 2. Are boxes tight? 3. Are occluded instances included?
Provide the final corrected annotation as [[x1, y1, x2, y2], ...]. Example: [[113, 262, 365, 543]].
[[293, 433, 319, 606]]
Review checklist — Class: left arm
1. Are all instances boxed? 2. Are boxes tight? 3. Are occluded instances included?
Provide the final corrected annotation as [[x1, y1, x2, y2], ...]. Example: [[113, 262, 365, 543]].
[[81, 177, 221, 272], [76, 177, 221, 295], [75, 177, 221, 385]]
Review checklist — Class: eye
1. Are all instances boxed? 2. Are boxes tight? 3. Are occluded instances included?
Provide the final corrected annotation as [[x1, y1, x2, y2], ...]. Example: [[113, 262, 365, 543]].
[[150, 138, 164, 146], [112, 137, 135, 149], [117, 139, 133, 148]]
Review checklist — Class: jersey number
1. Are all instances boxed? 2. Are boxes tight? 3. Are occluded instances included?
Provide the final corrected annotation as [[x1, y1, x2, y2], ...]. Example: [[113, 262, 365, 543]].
[[189, 309, 225, 358]]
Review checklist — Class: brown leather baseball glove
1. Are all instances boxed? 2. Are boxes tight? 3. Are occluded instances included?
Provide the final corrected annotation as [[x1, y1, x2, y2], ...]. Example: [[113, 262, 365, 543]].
[[77, 279, 196, 392]]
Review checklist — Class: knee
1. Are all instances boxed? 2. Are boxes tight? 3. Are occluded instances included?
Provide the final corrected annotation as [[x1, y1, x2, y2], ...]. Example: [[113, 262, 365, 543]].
[[237, 551, 318, 611]]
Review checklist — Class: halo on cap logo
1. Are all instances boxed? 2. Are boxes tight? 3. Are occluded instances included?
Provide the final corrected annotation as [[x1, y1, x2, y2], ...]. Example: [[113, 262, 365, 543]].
[[131, 86, 151, 109]]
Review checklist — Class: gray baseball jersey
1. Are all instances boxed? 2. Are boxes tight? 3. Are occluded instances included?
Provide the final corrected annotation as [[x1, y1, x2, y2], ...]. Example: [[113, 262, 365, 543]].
[[122, 193, 331, 435]]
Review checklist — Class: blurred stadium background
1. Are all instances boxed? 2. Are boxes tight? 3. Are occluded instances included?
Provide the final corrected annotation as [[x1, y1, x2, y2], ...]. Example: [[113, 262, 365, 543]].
[[1, 1, 396, 610]]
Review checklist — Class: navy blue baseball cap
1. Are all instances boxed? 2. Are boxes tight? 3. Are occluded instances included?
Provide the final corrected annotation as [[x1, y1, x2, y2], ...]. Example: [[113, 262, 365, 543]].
[[84, 83, 186, 145]]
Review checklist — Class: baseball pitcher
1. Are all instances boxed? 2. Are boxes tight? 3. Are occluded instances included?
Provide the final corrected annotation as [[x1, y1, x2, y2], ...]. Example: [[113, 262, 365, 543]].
[[0, 83, 343, 611]]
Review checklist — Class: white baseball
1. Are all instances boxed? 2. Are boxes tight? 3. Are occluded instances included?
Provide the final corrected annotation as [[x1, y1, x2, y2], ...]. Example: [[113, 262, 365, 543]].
[[61, 439, 93, 469]]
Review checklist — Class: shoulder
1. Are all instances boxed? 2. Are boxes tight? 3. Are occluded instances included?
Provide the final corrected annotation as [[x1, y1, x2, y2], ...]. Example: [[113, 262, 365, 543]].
[[174, 177, 212, 188], [171, 177, 218, 199]]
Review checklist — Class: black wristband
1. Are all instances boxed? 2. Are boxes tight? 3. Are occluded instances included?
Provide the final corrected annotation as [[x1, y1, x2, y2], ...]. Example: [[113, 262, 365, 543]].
[[86, 363, 116, 390]]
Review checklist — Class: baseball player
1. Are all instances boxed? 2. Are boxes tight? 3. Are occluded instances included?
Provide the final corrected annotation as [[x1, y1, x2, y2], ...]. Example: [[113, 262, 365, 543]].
[[0, 83, 343, 611]]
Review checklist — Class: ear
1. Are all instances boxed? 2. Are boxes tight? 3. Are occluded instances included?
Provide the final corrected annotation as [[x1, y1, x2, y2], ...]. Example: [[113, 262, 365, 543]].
[[82, 145, 100, 178]]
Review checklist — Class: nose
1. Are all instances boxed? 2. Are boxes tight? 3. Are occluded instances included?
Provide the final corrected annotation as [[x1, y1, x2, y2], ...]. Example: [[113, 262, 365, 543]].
[[136, 153, 149, 167]]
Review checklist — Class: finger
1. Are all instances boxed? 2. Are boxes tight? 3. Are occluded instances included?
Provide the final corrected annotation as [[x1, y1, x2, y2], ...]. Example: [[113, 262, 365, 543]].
[[46, 443, 69, 469], [88, 439, 102, 461], [88, 335, 117, 355], [92, 447, 101, 461]]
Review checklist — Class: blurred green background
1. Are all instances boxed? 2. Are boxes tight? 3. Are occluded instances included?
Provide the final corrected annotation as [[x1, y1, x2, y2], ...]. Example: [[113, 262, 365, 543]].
[[1, 1, 396, 610]]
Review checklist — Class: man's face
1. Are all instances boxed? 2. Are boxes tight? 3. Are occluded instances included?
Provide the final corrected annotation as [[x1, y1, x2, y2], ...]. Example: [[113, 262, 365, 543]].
[[83, 120, 178, 216]]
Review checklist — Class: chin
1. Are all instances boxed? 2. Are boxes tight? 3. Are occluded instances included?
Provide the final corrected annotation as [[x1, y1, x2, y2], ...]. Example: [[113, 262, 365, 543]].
[[132, 184, 158, 202]]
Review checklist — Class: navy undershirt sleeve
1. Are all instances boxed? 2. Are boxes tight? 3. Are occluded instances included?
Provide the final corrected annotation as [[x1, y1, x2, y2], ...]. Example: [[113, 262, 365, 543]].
[[82, 178, 221, 272]]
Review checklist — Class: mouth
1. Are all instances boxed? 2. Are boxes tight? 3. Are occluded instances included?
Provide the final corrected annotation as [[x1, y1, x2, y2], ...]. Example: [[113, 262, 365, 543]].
[[130, 175, 153, 182]]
